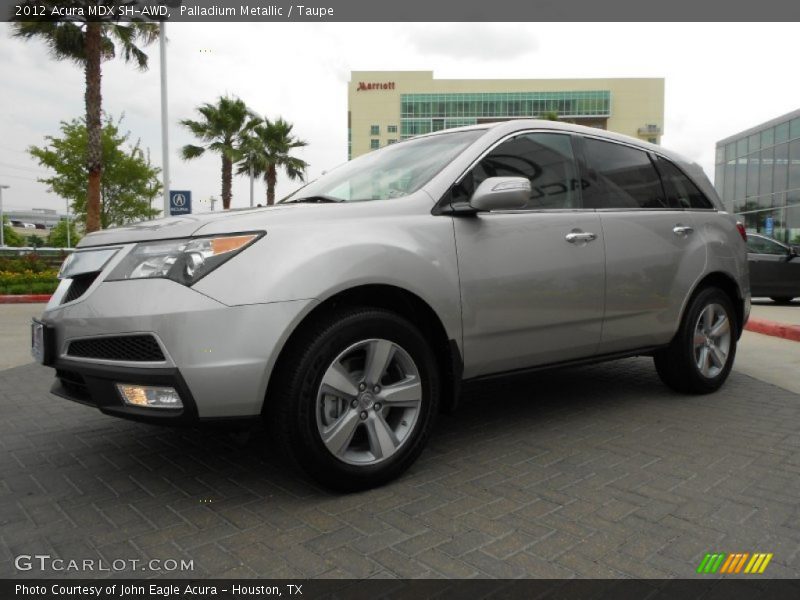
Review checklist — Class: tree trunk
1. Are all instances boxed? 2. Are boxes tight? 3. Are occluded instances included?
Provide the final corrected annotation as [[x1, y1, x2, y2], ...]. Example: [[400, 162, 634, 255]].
[[221, 155, 232, 209], [84, 22, 103, 233], [266, 164, 277, 206]]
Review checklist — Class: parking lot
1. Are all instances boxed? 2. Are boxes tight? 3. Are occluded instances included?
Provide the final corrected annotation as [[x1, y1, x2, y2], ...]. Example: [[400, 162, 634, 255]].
[[2, 347, 800, 579]]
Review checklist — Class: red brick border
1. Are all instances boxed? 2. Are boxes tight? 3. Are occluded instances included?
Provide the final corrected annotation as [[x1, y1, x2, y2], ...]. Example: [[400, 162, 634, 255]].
[[745, 318, 800, 343], [0, 295, 51, 304]]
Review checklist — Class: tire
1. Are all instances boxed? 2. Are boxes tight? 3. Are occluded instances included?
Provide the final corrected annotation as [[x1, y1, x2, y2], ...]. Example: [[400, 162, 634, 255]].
[[269, 308, 440, 492], [770, 297, 794, 304], [654, 287, 737, 394]]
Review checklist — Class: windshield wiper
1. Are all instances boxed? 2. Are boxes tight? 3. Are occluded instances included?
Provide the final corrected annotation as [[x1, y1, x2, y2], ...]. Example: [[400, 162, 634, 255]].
[[282, 195, 343, 204]]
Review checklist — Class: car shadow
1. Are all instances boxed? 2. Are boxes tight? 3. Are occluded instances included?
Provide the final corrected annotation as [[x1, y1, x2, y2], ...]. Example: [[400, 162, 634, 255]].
[[68, 356, 695, 501]]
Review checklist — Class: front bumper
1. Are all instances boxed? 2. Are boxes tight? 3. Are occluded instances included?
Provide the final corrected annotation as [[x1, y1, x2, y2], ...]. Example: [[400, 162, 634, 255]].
[[41, 275, 315, 422], [51, 359, 201, 425]]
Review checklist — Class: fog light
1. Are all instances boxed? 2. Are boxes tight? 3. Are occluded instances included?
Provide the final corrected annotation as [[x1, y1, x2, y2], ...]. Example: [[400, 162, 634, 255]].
[[116, 384, 183, 409]]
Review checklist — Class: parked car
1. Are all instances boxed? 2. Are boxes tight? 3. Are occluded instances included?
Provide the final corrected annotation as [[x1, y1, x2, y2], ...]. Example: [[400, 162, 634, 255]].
[[32, 120, 750, 490], [746, 232, 800, 303]]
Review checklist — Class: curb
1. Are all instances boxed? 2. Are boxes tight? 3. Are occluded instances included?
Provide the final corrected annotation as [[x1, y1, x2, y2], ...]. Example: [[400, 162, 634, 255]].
[[745, 318, 800, 343], [0, 295, 52, 304]]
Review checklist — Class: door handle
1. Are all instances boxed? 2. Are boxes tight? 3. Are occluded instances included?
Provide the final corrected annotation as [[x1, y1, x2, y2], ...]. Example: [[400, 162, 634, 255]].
[[565, 232, 597, 243], [673, 225, 694, 236]]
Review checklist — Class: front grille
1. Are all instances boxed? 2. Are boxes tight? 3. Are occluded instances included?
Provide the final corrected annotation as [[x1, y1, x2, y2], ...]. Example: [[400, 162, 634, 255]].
[[67, 335, 166, 362], [62, 273, 99, 304]]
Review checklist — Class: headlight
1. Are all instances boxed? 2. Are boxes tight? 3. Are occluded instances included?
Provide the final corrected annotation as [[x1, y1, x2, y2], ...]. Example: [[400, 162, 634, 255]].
[[107, 232, 263, 286]]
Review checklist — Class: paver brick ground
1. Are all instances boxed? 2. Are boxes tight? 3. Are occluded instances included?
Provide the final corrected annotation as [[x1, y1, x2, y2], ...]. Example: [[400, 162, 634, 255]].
[[1, 358, 800, 578]]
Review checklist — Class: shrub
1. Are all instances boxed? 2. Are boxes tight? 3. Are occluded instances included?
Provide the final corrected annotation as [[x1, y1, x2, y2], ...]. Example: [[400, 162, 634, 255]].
[[0, 270, 59, 294]]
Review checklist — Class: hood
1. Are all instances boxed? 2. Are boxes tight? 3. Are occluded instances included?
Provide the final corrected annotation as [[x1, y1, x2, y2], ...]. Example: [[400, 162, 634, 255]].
[[76, 196, 431, 247], [77, 204, 307, 247]]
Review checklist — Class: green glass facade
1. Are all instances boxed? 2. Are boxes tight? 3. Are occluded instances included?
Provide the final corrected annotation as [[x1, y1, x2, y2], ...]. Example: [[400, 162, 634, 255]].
[[400, 91, 611, 139], [715, 109, 800, 245]]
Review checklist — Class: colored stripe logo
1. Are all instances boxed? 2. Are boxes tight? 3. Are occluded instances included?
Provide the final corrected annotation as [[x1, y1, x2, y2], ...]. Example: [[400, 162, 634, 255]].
[[697, 552, 773, 574]]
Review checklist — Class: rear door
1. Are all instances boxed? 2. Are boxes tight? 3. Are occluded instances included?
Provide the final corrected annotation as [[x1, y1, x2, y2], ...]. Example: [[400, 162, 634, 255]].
[[452, 132, 605, 378], [577, 137, 708, 353]]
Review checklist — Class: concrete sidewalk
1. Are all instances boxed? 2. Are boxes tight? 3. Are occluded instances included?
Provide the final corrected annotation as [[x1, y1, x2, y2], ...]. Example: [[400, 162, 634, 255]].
[[0, 303, 46, 370], [751, 298, 800, 325]]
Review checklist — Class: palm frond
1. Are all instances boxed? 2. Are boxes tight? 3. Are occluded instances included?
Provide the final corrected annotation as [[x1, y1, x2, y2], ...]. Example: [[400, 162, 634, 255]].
[[180, 145, 205, 160]]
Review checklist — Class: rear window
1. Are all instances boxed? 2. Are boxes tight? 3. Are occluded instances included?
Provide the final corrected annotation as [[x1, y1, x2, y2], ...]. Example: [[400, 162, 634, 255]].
[[581, 138, 667, 209], [654, 157, 714, 209]]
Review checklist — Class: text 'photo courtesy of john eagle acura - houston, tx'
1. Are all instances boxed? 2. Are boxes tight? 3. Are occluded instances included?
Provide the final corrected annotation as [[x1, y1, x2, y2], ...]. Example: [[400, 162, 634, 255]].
[[32, 120, 750, 491]]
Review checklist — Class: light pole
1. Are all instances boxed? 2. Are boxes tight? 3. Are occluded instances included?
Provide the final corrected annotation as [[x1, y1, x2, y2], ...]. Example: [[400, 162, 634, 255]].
[[0, 185, 9, 247], [159, 22, 170, 218], [249, 152, 255, 208], [65, 198, 71, 249]]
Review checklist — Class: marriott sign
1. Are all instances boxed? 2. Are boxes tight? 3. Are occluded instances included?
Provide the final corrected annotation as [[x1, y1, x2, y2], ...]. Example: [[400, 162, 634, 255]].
[[356, 81, 396, 91]]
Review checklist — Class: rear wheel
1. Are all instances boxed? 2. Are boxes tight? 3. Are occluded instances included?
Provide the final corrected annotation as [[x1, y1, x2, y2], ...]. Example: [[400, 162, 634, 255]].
[[269, 308, 440, 491], [654, 287, 737, 394], [771, 296, 794, 304]]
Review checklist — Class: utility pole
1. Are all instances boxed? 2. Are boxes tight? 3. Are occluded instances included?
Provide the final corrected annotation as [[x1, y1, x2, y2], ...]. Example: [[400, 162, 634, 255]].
[[0, 185, 8, 247]]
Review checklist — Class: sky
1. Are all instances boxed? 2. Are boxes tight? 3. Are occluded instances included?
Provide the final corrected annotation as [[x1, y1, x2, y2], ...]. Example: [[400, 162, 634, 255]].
[[1, 22, 799, 216]]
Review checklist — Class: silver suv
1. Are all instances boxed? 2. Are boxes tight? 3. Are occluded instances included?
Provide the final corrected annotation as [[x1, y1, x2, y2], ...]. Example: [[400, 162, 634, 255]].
[[32, 120, 750, 490]]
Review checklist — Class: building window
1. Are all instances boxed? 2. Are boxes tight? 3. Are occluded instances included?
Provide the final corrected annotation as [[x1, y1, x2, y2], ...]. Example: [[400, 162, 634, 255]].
[[370, 139, 380, 150], [387, 139, 397, 145], [398, 90, 612, 140], [387, 125, 397, 133], [370, 125, 380, 136], [647, 137, 657, 144]]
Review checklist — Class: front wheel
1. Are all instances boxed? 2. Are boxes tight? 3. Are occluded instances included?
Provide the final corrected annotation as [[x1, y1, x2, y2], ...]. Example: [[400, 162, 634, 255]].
[[654, 287, 737, 394], [269, 308, 440, 491]]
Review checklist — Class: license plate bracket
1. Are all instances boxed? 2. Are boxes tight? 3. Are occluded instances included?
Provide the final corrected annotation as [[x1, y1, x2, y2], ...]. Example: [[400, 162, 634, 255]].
[[31, 319, 55, 366]]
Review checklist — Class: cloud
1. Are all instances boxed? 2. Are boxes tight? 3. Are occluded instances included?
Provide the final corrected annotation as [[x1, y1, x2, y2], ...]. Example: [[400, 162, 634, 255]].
[[406, 24, 538, 61]]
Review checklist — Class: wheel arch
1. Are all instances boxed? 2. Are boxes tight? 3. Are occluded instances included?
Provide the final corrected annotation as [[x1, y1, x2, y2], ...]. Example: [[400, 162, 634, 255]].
[[263, 284, 463, 417], [680, 271, 746, 339]]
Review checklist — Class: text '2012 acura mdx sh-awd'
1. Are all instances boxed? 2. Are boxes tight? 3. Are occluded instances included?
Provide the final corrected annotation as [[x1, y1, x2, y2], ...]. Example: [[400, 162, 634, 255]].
[[33, 120, 750, 491]]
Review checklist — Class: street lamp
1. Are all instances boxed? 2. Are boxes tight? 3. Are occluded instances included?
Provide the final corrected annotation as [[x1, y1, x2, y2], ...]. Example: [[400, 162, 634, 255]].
[[0, 184, 9, 248]]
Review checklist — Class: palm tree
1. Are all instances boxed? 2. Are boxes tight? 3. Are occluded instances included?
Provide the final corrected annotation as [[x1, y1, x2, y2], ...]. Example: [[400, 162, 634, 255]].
[[13, 5, 159, 233], [238, 117, 309, 205], [180, 96, 256, 210]]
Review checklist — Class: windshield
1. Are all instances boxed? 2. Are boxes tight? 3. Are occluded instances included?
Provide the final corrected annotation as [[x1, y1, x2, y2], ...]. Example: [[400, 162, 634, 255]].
[[281, 129, 485, 203]]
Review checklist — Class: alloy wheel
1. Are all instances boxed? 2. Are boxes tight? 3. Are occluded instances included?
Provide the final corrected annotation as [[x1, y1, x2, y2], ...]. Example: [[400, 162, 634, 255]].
[[315, 338, 422, 466], [692, 303, 732, 378]]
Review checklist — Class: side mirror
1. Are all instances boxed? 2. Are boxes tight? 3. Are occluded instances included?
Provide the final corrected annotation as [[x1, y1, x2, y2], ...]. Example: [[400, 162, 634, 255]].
[[469, 177, 531, 212]]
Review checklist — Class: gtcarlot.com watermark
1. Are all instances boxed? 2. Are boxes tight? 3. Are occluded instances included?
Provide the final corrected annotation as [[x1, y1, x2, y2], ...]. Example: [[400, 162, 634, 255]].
[[14, 554, 194, 573]]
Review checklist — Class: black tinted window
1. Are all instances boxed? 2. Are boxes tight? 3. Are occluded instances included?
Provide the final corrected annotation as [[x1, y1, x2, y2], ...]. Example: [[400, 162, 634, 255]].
[[747, 236, 788, 255], [655, 157, 714, 209], [453, 133, 580, 209], [582, 138, 666, 209]]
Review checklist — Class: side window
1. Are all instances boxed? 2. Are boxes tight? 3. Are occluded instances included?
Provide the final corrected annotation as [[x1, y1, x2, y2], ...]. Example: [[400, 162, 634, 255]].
[[747, 236, 788, 256], [654, 157, 714, 209], [582, 138, 667, 209], [452, 133, 580, 210]]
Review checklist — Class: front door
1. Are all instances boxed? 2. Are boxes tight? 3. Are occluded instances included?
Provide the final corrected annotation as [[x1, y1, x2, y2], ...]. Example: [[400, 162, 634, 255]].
[[451, 132, 606, 378]]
